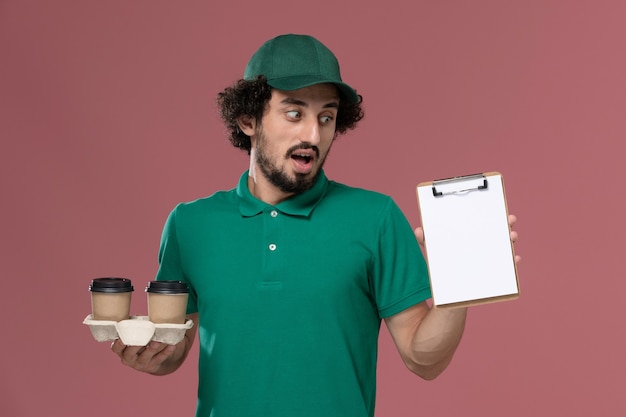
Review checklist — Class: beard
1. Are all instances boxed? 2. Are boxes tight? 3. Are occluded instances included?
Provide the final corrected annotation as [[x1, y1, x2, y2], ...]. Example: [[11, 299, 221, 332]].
[[254, 128, 330, 195]]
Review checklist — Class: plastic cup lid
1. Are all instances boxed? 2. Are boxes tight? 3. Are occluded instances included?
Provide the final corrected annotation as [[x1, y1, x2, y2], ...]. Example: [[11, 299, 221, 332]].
[[145, 280, 189, 294], [89, 277, 134, 293]]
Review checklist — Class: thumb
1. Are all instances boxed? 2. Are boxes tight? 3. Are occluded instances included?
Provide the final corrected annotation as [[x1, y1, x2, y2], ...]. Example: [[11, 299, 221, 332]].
[[414, 226, 425, 247]]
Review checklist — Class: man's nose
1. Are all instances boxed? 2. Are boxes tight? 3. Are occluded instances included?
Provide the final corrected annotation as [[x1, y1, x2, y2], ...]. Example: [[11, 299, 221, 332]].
[[302, 117, 321, 145]]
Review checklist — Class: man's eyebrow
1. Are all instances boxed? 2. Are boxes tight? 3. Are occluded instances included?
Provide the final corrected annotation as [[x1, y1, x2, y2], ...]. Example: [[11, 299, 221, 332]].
[[280, 97, 339, 109]]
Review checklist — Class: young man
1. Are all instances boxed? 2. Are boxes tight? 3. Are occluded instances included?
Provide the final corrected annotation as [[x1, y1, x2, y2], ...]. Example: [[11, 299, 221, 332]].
[[112, 34, 519, 416]]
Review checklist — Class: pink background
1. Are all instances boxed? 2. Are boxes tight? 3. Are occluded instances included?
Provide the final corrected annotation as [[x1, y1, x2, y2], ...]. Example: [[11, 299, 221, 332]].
[[1, 0, 624, 415]]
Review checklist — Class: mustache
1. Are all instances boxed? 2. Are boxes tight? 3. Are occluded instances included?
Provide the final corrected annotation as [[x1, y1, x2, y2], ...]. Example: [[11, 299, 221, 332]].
[[286, 143, 319, 158]]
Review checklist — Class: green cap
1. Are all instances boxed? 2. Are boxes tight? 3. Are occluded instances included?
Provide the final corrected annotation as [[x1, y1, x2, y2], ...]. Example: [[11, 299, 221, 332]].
[[244, 34, 359, 104]]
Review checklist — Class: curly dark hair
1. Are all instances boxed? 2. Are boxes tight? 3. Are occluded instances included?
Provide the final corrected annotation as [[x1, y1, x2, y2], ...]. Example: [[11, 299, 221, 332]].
[[217, 75, 364, 153]]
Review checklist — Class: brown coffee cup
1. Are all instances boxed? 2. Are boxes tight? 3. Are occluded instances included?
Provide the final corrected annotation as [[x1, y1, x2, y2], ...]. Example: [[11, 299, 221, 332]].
[[89, 277, 134, 321], [145, 280, 189, 324]]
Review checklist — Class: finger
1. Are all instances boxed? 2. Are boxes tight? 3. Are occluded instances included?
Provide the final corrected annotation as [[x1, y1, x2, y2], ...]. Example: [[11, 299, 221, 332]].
[[119, 344, 147, 365], [508, 214, 517, 227], [135, 342, 177, 373], [111, 339, 140, 358], [149, 344, 177, 366], [134, 342, 169, 369], [414, 227, 425, 246], [510, 230, 518, 243], [111, 339, 145, 366], [111, 338, 125, 355]]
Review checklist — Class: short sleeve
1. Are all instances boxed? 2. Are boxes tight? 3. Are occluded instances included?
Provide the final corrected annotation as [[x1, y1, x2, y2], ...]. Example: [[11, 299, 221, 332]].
[[155, 205, 199, 314], [372, 199, 432, 318]]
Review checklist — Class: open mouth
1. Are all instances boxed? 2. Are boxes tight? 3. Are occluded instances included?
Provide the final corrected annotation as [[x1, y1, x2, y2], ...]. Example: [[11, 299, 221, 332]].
[[291, 153, 313, 164]]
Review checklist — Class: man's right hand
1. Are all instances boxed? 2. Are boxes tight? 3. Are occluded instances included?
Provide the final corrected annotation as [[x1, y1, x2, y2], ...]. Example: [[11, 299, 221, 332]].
[[111, 339, 178, 374], [111, 312, 198, 375]]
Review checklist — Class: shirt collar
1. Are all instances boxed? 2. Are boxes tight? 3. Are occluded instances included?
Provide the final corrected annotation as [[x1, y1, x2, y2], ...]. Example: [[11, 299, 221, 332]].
[[237, 170, 328, 217]]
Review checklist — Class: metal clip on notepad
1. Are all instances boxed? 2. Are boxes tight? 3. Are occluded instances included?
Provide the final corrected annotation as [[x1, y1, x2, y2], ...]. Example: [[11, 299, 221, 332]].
[[432, 173, 489, 197]]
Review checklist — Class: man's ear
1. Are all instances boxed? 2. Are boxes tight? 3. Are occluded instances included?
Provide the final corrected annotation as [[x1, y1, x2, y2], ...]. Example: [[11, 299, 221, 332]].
[[237, 115, 256, 137]]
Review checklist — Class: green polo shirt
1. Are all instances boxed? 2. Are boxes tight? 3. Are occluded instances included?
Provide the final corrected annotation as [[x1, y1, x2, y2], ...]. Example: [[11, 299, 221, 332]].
[[156, 170, 431, 417]]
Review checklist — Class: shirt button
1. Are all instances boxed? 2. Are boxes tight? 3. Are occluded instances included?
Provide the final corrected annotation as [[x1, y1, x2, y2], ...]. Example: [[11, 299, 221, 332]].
[[270, 210, 278, 217], [268, 243, 277, 251]]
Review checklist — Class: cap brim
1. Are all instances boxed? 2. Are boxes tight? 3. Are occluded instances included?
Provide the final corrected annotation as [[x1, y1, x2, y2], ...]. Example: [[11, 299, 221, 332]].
[[267, 75, 359, 104]]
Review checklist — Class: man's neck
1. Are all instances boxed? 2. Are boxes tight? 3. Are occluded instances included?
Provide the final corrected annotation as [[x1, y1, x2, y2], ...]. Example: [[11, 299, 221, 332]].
[[247, 164, 293, 206]]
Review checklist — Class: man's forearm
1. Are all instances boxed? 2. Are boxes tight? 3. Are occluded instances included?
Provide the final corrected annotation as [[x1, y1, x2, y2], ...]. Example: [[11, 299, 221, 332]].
[[408, 306, 467, 380]]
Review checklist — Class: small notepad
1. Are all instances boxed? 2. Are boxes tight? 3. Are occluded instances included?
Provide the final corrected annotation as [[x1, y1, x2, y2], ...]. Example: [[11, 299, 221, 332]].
[[416, 172, 519, 308]]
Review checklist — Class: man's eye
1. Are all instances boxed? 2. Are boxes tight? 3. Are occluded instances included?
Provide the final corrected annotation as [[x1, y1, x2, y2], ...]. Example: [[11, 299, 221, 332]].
[[286, 111, 300, 119], [320, 115, 334, 124]]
